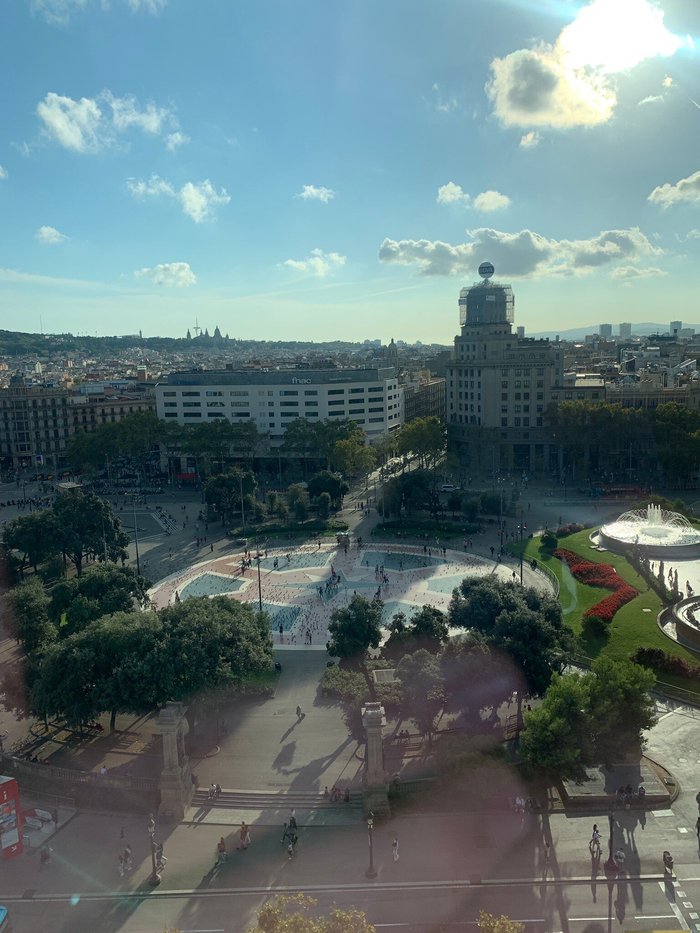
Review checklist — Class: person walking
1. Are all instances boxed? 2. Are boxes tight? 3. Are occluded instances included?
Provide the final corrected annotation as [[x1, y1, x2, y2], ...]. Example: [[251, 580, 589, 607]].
[[695, 816, 700, 839], [124, 844, 133, 871], [590, 824, 601, 856], [239, 821, 250, 850], [392, 837, 399, 862], [216, 837, 227, 865]]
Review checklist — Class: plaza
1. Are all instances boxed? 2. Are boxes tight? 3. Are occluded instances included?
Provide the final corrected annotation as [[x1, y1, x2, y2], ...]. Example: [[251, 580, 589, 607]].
[[148, 539, 550, 646]]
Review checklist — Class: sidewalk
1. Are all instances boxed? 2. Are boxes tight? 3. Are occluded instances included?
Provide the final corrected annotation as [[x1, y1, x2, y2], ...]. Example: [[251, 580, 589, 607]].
[[0, 803, 686, 902]]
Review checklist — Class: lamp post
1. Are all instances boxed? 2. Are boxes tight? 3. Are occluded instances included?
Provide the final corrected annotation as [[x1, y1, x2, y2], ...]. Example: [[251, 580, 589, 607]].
[[147, 819, 161, 887], [604, 806, 619, 879], [256, 538, 263, 614], [132, 494, 141, 577], [519, 508, 525, 585], [238, 473, 246, 535], [365, 810, 377, 878]]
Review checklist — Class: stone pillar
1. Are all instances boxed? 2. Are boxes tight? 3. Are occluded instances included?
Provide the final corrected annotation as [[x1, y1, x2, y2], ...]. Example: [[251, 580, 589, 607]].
[[154, 702, 193, 822], [362, 701, 389, 816]]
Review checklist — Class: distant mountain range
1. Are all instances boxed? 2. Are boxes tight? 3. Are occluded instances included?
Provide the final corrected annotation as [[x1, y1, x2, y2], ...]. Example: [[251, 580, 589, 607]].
[[528, 323, 699, 341]]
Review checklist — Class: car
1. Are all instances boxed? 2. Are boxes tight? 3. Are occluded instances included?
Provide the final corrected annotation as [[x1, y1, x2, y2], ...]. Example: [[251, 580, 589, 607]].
[[441, 483, 457, 492]]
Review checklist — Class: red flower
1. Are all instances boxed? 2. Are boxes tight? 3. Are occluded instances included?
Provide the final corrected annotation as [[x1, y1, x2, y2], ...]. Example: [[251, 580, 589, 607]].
[[554, 548, 638, 622]]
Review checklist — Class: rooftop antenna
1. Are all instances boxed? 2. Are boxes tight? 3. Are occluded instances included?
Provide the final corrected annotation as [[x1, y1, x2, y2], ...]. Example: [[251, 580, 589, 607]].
[[192, 318, 202, 337]]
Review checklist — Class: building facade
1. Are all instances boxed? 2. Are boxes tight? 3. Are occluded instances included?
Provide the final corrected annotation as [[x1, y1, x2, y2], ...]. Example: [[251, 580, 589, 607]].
[[447, 269, 564, 475], [402, 373, 446, 423], [0, 379, 155, 474], [155, 368, 402, 443]]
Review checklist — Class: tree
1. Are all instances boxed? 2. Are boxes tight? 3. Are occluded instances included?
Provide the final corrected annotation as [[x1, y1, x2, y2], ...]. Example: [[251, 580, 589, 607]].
[[652, 402, 700, 481], [519, 673, 593, 780], [477, 911, 524, 933], [49, 564, 150, 637], [205, 470, 256, 525], [383, 606, 448, 660], [396, 649, 445, 740], [29, 597, 273, 730], [315, 491, 331, 520], [248, 895, 376, 933], [587, 656, 656, 766], [7, 577, 57, 655], [307, 470, 348, 509], [52, 489, 129, 576], [327, 595, 383, 665], [330, 437, 377, 478], [396, 416, 445, 469], [2, 510, 59, 572]]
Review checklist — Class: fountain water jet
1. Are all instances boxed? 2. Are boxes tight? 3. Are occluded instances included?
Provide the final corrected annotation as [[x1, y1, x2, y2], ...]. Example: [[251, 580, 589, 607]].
[[598, 504, 700, 556]]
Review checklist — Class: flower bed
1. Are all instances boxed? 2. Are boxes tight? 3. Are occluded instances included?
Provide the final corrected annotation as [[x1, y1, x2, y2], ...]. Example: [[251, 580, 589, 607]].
[[554, 548, 638, 623]]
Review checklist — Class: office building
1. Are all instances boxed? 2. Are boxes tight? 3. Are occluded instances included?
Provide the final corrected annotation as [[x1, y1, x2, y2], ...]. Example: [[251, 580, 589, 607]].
[[447, 265, 563, 474], [155, 367, 402, 444]]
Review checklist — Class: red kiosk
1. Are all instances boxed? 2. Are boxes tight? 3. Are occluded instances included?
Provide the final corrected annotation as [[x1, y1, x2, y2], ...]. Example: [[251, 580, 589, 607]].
[[0, 776, 23, 859]]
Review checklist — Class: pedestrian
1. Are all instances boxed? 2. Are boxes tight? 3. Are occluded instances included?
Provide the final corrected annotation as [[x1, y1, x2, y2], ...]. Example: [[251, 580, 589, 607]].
[[289, 810, 297, 831], [147, 814, 155, 835], [124, 844, 133, 871], [392, 837, 399, 862], [52, 808, 58, 828], [239, 821, 250, 849], [210, 543, 214, 552], [696, 789, 700, 813], [216, 836, 227, 864], [118, 852, 125, 877], [155, 842, 167, 870], [296, 705, 302, 720], [695, 816, 700, 838]]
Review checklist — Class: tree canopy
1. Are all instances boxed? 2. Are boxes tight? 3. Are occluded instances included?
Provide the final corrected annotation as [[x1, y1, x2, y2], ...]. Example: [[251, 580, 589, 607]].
[[327, 595, 383, 663], [52, 489, 129, 575], [248, 895, 376, 933]]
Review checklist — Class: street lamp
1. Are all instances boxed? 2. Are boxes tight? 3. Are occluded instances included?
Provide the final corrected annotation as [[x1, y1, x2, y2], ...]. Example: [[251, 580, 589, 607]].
[[519, 508, 525, 585], [147, 817, 161, 887], [604, 807, 619, 879], [238, 473, 246, 535], [255, 538, 264, 614], [365, 810, 377, 878], [132, 494, 141, 577]]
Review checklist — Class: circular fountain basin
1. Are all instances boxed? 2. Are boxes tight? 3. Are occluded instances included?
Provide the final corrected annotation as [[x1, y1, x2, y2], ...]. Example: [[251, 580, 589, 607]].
[[671, 597, 700, 652], [598, 505, 700, 557]]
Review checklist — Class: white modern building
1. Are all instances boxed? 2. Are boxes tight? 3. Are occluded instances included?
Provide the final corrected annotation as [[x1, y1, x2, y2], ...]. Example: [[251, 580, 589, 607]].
[[155, 367, 403, 443]]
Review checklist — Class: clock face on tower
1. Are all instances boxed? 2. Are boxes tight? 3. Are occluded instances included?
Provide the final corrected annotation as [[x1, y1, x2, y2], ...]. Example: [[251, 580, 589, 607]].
[[478, 262, 495, 280]]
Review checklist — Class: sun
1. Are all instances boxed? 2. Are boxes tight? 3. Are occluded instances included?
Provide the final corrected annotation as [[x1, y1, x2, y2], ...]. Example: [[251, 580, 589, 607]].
[[556, 0, 687, 74]]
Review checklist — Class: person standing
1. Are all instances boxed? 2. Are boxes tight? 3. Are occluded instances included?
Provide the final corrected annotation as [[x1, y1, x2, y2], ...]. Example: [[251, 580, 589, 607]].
[[216, 837, 227, 865], [392, 838, 399, 862]]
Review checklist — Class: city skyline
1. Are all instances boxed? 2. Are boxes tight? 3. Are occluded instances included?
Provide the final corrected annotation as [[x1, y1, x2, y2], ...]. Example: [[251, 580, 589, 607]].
[[1, 0, 699, 342]]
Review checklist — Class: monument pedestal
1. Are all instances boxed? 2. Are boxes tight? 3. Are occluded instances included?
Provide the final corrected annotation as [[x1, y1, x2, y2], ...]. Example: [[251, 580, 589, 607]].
[[154, 702, 194, 822], [362, 702, 390, 817]]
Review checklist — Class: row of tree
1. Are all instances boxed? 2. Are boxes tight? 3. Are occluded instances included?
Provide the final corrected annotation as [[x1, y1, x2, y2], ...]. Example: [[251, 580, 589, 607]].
[[548, 400, 700, 482], [64, 410, 446, 486]]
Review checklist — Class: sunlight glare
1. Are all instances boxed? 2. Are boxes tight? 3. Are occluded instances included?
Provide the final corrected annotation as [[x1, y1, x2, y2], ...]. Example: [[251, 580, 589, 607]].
[[557, 0, 687, 73]]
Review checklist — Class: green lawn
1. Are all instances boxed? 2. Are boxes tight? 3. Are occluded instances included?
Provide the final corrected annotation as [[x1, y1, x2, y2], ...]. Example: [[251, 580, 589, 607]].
[[522, 530, 700, 696]]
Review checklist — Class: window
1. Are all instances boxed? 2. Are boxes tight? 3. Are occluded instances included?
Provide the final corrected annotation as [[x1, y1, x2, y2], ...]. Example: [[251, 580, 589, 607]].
[[328, 410, 346, 417], [207, 401, 225, 408], [280, 411, 298, 417], [368, 396, 383, 402], [328, 399, 345, 405], [233, 412, 250, 418], [164, 402, 177, 408], [231, 402, 249, 408], [279, 401, 299, 407], [206, 391, 223, 397], [501, 417, 508, 426], [182, 391, 200, 397], [280, 390, 298, 396], [230, 391, 249, 396], [305, 400, 319, 406], [183, 402, 201, 407], [368, 406, 384, 413], [184, 412, 202, 418], [350, 387, 364, 394], [349, 408, 364, 414], [163, 391, 176, 397], [208, 412, 225, 418], [368, 417, 384, 423], [304, 390, 318, 396], [328, 389, 344, 395], [165, 412, 178, 418]]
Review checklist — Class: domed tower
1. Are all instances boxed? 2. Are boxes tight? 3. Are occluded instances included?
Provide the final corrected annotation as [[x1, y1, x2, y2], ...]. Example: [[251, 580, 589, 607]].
[[446, 262, 562, 476]]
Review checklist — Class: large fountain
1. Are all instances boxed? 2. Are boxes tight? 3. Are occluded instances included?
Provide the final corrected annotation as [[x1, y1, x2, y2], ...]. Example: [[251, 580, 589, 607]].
[[598, 503, 700, 557]]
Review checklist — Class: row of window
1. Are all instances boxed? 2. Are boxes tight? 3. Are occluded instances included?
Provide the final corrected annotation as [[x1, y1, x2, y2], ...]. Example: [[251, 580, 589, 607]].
[[162, 385, 394, 399]]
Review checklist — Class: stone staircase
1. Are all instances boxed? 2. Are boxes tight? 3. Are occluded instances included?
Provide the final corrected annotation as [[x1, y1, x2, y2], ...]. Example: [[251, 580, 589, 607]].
[[188, 788, 364, 826]]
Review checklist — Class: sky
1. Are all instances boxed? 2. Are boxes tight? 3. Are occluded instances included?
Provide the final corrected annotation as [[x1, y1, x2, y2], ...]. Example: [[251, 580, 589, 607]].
[[1, 0, 699, 344]]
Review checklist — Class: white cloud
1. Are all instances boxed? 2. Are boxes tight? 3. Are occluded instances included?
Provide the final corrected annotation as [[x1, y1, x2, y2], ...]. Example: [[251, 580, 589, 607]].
[[638, 95, 663, 106], [663, 75, 674, 89], [296, 185, 335, 203], [437, 184, 510, 211], [126, 174, 175, 198], [134, 261, 196, 287], [106, 92, 170, 135], [179, 180, 230, 223], [684, 228, 700, 240], [30, 0, 166, 25], [430, 83, 458, 114], [0, 267, 91, 287], [486, 0, 688, 129], [378, 226, 661, 278], [0, 165, 7, 179], [127, 174, 230, 223], [283, 248, 346, 278], [648, 170, 700, 208], [610, 265, 666, 279], [519, 131, 540, 149], [165, 131, 189, 151], [473, 190, 511, 212], [37, 92, 104, 153], [36, 90, 180, 152], [36, 225, 68, 244], [437, 182, 469, 206]]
